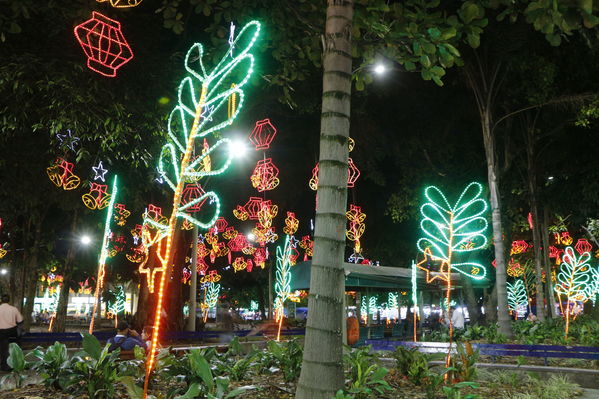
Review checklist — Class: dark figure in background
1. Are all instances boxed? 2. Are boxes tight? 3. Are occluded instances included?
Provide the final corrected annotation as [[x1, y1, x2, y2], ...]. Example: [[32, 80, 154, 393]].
[[0, 295, 23, 371], [107, 321, 147, 351]]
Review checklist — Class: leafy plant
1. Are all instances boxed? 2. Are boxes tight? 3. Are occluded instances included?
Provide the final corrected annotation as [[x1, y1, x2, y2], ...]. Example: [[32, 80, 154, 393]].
[[30, 341, 71, 390], [265, 339, 303, 382], [65, 332, 121, 399], [392, 346, 442, 385], [442, 381, 480, 399], [1, 343, 28, 388], [331, 390, 355, 399], [343, 346, 391, 398], [421, 368, 448, 399], [449, 342, 479, 382]]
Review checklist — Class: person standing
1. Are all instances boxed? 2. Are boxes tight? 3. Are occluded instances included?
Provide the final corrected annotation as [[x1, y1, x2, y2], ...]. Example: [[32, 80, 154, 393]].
[[0, 295, 23, 371], [449, 306, 465, 330]]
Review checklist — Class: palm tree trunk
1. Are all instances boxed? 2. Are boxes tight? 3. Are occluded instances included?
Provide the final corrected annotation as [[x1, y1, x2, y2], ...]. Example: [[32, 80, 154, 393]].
[[295, 1, 353, 398], [54, 210, 79, 333], [542, 208, 557, 318]]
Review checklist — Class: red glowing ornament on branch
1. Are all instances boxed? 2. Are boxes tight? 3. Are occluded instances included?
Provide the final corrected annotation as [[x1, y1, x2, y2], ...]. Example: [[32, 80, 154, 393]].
[[250, 158, 280, 191], [233, 205, 249, 221], [283, 212, 299, 236], [181, 183, 207, 213], [574, 239, 592, 255], [96, 0, 144, 8], [232, 257, 248, 272], [82, 183, 111, 210], [74, 12, 134, 78], [214, 217, 228, 233], [227, 234, 248, 252], [249, 118, 277, 150], [244, 197, 272, 220], [114, 203, 130, 226]]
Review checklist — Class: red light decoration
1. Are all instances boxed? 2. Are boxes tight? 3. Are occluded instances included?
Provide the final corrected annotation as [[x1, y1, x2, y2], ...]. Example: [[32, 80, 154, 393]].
[[346, 204, 366, 256], [126, 246, 145, 263], [82, 183, 111, 210], [250, 158, 280, 192], [283, 212, 299, 236], [244, 197, 272, 220], [249, 118, 277, 150], [182, 267, 192, 284], [227, 233, 248, 252], [309, 158, 361, 191], [554, 231, 573, 246], [181, 183, 207, 213], [232, 257, 248, 272], [47, 158, 81, 190], [114, 203, 130, 226], [96, 0, 144, 8], [74, 12, 134, 78], [510, 240, 529, 255], [507, 259, 524, 277], [233, 205, 249, 221], [215, 217, 228, 233], [299, 235, 313, 259], [527, 212, 534, 229], [246, 259, 254, 272], [575, 239, 593, 255], [253, 247, 267, 269], [200, 270, 221, 284], [222, 227, 238, 240]]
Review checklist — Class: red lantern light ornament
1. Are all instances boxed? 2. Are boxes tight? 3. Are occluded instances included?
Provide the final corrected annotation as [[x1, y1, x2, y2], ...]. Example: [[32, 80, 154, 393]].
[[250, 158, 280, 191], [574, 239, 592, 255], [249, 118, 277, 150], [74, 12, 134, 78]]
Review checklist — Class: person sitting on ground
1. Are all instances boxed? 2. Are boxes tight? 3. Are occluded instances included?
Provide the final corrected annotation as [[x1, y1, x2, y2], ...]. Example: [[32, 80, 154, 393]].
[[107, 321, 147, 352]]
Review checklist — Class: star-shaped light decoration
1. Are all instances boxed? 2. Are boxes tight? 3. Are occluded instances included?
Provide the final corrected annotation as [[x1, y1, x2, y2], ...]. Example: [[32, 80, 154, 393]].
[[92, 161, 108, 182], [56, 129, 80, 152], [289, 235, 300, 249]]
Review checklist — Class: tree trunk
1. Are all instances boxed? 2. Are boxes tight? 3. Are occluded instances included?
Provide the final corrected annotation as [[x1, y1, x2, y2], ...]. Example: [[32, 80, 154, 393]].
[[54, 211, 79, 333], [480, 109, 512, 337], [541, 208, 557, 318], [526, 128, 546, 321], [462, 277, 481, 325], [134, 249, 155, 331], [483, 285, 497, 324], [296, 1, 353, 398], [22, 220, 44, 331]]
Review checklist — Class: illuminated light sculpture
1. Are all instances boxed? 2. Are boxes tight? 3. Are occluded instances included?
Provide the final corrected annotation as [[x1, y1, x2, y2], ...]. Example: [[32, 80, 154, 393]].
[[507, 279, 528, 318], [416, 182, 488, 342], [244, 197, 272, 220], [554, 231, 573, 246], [141, 21, 261, 392], [227, 233, 248, 252], [228, 83, 237, 118], [346, 204, 366, 261], [200, 269, 221, 284], [96, 0, 144, 8], [554, 246, 593, 338], [299, 235, 313, 260], [182, 267, 192, 284], [215, 217, 228, 233], [575, 239, 593, 255], [250, 158, 280, 191], [47, 158, 81, 190], [309, 158, 361, 191], [242, 245, 256, 255], [92, 161, 108, 182], [586, 266, 599, 305], [114, 203, 131, 226], [107, 285, 126, 327], [233, 205, 249, 221], [274, 235, 293, 340], [222, 227, 238, 240], [56, 129, 80, 152], [232, 256, 247, 272], [181, 183, 207, 213], [510, 240, 529, 255], [74, 12, 134, 78], [0, 246, 7, 259], [253, 247, 267, 269], [283, 212, 299, 235], [82, 182, 111, 210], [201, 281, 221, 322], [89, 176, 118, 334], [527, 212, 534, 229], [249, 118, 277, 150], [126, 246, 145, 263], [411, 260, 418, 342], [47, 286, 61, 332], [507, 259, 525, 278]]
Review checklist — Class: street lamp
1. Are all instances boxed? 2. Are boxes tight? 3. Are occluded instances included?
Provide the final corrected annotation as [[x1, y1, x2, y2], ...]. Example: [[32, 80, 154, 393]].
[[80, 235, 92, 245], [247, 232, 256, 242], [373, 63, 387, 75], [0, 268, 7, 275], [229, 139, 249, 158]]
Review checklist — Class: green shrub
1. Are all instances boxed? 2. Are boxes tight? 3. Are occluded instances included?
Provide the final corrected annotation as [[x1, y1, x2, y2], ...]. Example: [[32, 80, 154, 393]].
[[30, 341, 70, 390], [342, 346, 391, 399], [0, 343, 28, 388], [265, 339, 303, 382]]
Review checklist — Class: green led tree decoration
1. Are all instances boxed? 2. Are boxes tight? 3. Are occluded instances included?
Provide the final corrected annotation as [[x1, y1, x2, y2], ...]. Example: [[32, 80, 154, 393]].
[[411, 260, 418, 342], [554, 246, 593, 338], [506, 279, 527, 317], [89, 175, 118, 334], [108, 285, 126, 327], [203, 282, 220, 319], [416, 182, 488, 340], [141, 21, 261, 391], [274, 235, 293, 341], [586, 266, 599, 305]]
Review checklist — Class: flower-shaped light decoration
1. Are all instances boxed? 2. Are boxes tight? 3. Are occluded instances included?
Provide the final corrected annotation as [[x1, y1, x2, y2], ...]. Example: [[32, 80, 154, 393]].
[[507, 259, 524, 278], [232, 257, 247, 272], [346, 204, 366, 258], [74, 12, 134, 77], [510, 240, 529, 255], [283, 212, 299, 236]]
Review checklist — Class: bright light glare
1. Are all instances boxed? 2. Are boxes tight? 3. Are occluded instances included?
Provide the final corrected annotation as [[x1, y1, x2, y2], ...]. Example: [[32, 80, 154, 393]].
[[229, 139, 249, 158], [373, 63, 386, 75], [247, 233, 256, 242], [80, 235, 92, 245], [0, 269, 7, 275]]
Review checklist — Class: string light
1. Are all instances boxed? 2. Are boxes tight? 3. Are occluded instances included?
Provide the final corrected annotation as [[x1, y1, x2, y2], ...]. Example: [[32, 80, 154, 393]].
[[89, 176, 118, 334], [200, 270, 221, 284], [249, 118, 277, 150], [222, 227, 238, 240], [56, 129, 80, 152], [250, 158, 280, 191], [96, 0, 144, 8], [82, 182, 111, 210], [416, 182, 488, 344], [46, 158, 81, 190], [346, 204, 366, 259], [233, 205, 249, 221], [74, 12, 134, 77], [92, 161, 108, 182], [507, 279, 527, 314], [143, 20, 261, 393], [299, 235, 313, 260], [554, 247, 593, 337], [107, 285, 126, 326]]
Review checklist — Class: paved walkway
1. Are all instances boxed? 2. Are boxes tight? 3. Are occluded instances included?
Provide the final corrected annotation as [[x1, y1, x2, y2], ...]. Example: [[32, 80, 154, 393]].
[[581, 389, 599, 398]]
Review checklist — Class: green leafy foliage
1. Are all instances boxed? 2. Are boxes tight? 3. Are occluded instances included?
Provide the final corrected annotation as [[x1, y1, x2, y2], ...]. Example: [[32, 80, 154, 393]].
[[30, 341, 70, 389], [342, 345, 392, 398], [442, 381, 481, 399], [1, 343, 29, 388]]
